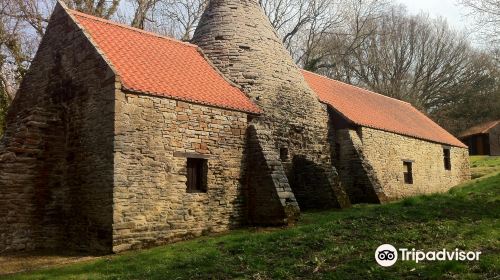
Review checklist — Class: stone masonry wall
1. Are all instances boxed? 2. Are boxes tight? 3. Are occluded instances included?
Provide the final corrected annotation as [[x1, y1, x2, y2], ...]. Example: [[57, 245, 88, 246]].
[[112, 93, 248, 252], [0, 4, 115, 253], [192, 0, 350, 215], [334, 129, 386, 204], [489, 124, 500, 156], [359, 127, 470, 200]]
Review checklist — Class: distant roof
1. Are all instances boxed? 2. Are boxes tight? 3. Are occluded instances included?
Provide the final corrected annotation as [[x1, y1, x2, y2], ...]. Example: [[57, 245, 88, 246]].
[[302, 70, 466, 148], [69, 10, 261, 114], [458, 120, 500, 138]]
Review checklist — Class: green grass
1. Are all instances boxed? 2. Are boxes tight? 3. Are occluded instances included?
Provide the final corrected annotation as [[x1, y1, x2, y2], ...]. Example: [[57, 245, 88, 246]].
[[3, 159, 500, 280], [470, 156, 500, 179]]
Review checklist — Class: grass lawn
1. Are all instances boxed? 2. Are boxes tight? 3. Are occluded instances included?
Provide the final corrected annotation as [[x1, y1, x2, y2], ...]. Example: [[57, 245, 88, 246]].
[[2, 160, 499, 280], [470, 156, 500, 179]]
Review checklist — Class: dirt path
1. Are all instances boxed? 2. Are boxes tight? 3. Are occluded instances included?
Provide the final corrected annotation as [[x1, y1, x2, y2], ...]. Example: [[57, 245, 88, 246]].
[[0, 251, 102, 276]]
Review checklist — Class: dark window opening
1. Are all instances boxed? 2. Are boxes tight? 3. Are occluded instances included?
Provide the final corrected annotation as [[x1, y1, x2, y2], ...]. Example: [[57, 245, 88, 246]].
[[443, 148, 451, 170], [403, 161, 413, 184], [335, 143, 341, 161], [280, 147, 289, 161], [186, 158, 207, 193]]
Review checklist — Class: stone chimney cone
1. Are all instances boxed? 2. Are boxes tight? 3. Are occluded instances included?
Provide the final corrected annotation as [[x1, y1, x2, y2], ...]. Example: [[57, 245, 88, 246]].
[[192, 0, 322, 122], [192, 0, 350, 225]]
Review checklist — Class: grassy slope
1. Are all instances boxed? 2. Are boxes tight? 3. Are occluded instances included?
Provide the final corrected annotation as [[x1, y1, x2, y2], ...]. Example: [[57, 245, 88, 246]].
[[3, 163, 500, 280], [470, 156, 500, 179]]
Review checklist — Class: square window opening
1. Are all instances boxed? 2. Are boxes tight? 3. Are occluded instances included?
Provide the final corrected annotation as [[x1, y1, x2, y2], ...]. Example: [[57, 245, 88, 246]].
[[403, 161, 413, 184], [186, 158, 207, 193], [443, 148, 451, 170], [280, 147, 289, 161]]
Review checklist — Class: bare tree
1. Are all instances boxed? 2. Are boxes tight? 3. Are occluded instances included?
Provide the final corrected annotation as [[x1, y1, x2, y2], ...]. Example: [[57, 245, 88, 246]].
[[62, 0, 121, 19], [2, 0, 121, 37], [305, 4, 499, 133], [301, 0, 387, 73], [4, 0, 53, 37], [337, 8, 482, 109], [0, 0, 31, 134], [141, 0, 207, 40], [458, 0, 500, 44], [433, 51, 500, 134], [0, 0, 32, 98], [130, 0, 159, 29], [260, 0, 348, 63], [261, 0, 317, 46], [127, 0, 386, 64]]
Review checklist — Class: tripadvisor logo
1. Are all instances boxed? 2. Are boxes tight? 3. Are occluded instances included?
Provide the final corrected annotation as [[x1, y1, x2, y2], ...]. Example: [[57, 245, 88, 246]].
[[375, 244, 398, 267], [375, 244, 481, 267]]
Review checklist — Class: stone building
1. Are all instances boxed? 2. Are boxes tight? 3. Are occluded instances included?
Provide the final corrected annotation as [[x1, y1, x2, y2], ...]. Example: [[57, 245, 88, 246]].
[[0, 0, 469, 253], [459, 120, 500, 156], [303, 71, 471, 203]]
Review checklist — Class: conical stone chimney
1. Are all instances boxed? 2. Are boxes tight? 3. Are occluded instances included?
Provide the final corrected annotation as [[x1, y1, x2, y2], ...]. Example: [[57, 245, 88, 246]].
[[192, 0, 350, 225]]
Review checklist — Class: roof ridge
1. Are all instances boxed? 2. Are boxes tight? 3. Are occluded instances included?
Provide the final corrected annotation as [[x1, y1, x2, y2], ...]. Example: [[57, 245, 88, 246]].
[[301, 69, 411, 105], [483, 120, 500, 131], [68, 9, 198, 48], [460, 119, 500, 137], [65, 6, 260, 115], [303, 69, 466, 148]]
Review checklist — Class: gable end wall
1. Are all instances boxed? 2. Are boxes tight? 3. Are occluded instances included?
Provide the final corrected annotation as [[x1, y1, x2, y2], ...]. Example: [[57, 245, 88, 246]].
[[0, 4, 116, 252]]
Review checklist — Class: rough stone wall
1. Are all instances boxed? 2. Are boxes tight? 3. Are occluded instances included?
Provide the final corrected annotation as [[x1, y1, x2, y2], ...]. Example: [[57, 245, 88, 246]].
[[112, 94, 248, 252], [192, 0, 350, 217], [488, 124, 500, 156], [334, 129, 386, 203], [358, 127, 470, 200], [0, 4, 115, 253]]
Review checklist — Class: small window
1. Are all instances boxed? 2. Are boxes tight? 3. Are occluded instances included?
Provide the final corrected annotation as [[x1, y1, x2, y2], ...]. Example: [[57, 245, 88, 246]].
[[280, 147, 289, 161], [403, 161, 413, 184], [443, 148, 451, 170], [186, 158, 207, 193]]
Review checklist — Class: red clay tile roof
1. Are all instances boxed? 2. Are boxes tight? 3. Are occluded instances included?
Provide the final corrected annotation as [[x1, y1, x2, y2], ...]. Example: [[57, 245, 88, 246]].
[[302, 70, 466, 148], [459, 120, 500, 138], [69, 10, 261, 114]]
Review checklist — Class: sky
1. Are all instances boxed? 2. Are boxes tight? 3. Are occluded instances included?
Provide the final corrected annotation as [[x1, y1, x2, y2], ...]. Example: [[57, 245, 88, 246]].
[[396, 0, 472, 32]]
